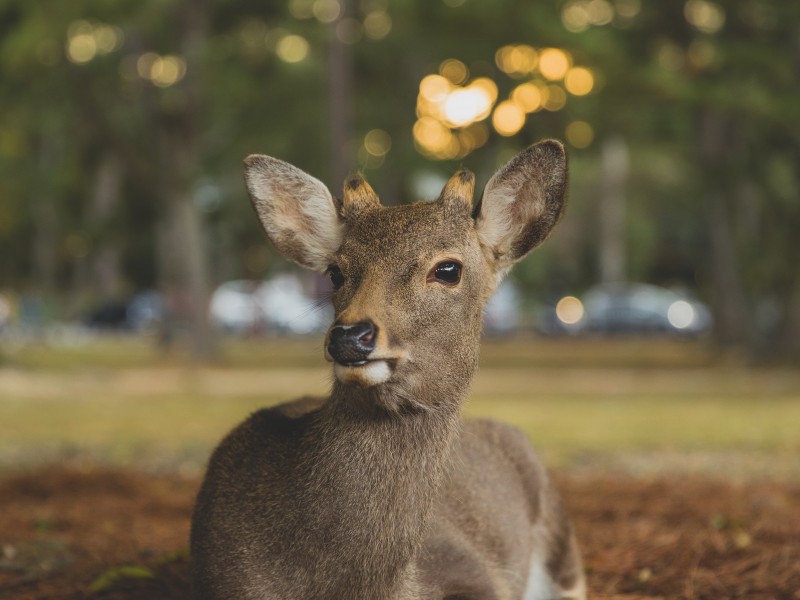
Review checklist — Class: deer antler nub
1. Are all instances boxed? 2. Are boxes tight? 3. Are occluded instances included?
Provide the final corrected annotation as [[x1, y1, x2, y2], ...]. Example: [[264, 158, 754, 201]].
[[341, 174, 380, 218]]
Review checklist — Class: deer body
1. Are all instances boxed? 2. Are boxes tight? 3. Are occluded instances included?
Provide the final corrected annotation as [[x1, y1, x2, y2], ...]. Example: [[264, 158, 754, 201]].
[[191, 141, 585, 600]]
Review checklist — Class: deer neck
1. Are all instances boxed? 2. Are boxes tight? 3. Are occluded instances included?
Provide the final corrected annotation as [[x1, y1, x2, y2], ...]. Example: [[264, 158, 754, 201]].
[[294, 381, 466, 598]]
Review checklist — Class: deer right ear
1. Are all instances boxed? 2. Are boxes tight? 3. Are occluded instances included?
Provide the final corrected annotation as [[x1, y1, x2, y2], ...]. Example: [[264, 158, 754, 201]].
[[244, 155, 343, 272], [475, 140, 568, 279]]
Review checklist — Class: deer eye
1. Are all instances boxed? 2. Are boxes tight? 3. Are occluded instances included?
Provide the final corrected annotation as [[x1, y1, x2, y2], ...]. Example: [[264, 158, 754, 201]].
[[429, 260, 462, 286], [327, 265, 345, 289]]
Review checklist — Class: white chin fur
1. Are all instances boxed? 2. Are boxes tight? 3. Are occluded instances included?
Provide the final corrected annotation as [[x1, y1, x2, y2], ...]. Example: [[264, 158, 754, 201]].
[[334, 360, 392, 387]]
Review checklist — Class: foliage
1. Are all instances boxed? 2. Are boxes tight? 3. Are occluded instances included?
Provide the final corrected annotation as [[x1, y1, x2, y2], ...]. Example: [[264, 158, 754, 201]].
[[0, 0, 797, 359]]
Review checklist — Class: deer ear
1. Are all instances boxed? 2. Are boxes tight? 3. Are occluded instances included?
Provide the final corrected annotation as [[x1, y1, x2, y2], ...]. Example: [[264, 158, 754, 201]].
[[475, 140, 567, 276], [244, 155, 343, 272]]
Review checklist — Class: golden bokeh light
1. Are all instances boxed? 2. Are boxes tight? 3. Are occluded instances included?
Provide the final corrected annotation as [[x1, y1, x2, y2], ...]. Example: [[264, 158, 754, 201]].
[[511, 83, 543, 113], [419, 74, 450, 103], [66, 19, 124, 65], [288, 0, 314, 19], [458, 122, 489, 153], [470, 78, 499, 106], [414, 117, 450, 151], [364, 10, 392, 39], [565, 121, 594, 148], [538, 48, 572, 81], [150, 55, 187, 87], [561, 0, 619, 32], [616, 0, 642, 19], [443, 87, 493, 127], [555, 296, 585, 325], [561, 3, 591, 33], [67, 33, 96, 64], [495, 45, 537, 77], [276, 34, 310, 63], [543, 85, 567, 111], [93, 24, 123, 53], [684, 0, 725, 34], [136, 52, 158, 79], [564, 67, 594, 95], [364, 129, 392, 156], [439, 59, 468, 85], [585, 0, 614, 26], [492, 101, 525, 137], [414, 45, 596, 159], [312, 0, 341, 23]]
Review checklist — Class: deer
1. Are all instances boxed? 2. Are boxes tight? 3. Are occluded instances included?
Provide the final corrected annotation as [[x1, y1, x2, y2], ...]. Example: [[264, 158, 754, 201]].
[[190, 140, 586, 600]]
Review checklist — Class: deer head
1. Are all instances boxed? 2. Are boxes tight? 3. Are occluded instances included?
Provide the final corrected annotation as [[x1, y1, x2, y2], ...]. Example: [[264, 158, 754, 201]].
[[244, 141, 567, 410]]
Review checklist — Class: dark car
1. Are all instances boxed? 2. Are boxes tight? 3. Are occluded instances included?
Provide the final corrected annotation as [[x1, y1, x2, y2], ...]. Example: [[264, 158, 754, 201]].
[[537, 283, 712, 337]]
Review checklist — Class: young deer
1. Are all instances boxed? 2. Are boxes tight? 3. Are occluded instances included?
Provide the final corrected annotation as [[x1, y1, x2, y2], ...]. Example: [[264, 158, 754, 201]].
[[191, 140, 585, 600]]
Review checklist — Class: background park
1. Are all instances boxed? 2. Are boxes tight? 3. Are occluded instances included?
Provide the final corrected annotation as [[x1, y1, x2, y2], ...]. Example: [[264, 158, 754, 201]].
[[0, 0, 798, 598]]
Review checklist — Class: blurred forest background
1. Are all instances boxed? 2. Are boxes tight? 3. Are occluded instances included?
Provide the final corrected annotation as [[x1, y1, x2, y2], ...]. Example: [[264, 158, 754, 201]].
[[0, 0, 798, 361]]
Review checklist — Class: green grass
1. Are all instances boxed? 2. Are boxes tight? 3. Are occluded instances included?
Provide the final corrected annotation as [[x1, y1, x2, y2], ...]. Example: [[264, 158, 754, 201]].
[[1, 336, 798, 478]]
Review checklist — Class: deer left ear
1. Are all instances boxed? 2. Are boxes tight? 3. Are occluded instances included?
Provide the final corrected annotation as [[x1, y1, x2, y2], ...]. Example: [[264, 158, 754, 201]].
[[475, 140, 567, 276], [244, 154, 342, 272]]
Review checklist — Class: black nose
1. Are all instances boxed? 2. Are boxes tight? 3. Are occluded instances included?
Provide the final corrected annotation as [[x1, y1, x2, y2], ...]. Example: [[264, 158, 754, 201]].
[[327, 320, 377, 365]]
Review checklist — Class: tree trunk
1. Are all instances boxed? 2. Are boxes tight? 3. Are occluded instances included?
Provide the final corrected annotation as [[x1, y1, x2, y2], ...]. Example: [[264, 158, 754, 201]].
[[598, 136, 628, 285], [156, 0, 217, 358], [87, 154, 124, 300], [328, 0, 355, 188], [33, 138, 58, 296], [699, 111, 749, 346]]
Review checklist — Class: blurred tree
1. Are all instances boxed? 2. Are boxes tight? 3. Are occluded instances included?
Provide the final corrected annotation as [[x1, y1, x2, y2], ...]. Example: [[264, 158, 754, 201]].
[[0, 0, 797, 361]]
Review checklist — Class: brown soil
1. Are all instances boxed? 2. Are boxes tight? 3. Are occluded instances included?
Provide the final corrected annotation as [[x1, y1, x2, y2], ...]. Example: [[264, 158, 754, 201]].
[[0, 467, 798, 599]]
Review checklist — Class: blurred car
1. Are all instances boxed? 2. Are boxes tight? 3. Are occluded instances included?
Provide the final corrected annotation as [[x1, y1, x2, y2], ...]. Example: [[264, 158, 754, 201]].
[[85, 291, 165, 332], [483, 280, 521, 335], [537, 283, 712, 337], [210, 274, 332, 335]]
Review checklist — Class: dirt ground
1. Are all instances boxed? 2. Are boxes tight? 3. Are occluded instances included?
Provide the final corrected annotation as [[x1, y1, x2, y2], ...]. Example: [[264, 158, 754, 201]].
[[1, 467, 798, 600]]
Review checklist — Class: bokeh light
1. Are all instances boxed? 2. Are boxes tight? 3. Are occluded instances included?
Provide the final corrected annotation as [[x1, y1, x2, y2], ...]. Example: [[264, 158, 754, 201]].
[[288, 0, 314, 19], [149, 55, 187, 87], [443, 87, 493, 127], [560, 0, 620, 32], [565, 121, 594, 148], [66, 20, 123, 65], [363, 10, 392, 39], [556, 296, 585, 325], [414, 70, 498, 158], [312, 0, 341, 23], [495, 45, 538, 77], [511, 83, 543, 113], [543, 85, 567, 111], [668, 300, 696, 329], [564, 67, 594, 95], [439, 58, 468, 84], [539, 48, 572, 80], [492, 101, 525, 136], [363, 129, 392, 156], [684, 0, 725, 34], [276, 35, 310, 63], [415, 45, 592, 159]]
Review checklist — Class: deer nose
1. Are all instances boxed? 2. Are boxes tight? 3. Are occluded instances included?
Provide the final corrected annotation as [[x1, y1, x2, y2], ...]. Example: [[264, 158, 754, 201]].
[[327, 320, 377, 365]]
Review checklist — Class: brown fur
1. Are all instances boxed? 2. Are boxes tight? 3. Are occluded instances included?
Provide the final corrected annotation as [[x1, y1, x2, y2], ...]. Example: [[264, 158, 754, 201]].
[[191, 141, 585, 599]]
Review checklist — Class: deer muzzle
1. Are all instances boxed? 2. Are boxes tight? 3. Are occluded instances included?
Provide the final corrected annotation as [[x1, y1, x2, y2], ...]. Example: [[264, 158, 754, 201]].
[[326, 320, 377, 366], [325, 320, 398, 387]]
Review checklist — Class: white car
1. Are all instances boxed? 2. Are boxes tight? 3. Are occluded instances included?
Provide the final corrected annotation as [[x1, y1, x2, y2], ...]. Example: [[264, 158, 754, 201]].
[[210, 274, 331, 335]]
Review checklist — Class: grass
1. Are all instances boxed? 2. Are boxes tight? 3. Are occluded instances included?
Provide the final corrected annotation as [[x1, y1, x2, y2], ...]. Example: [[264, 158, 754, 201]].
[[1, 335, 798, 479]]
